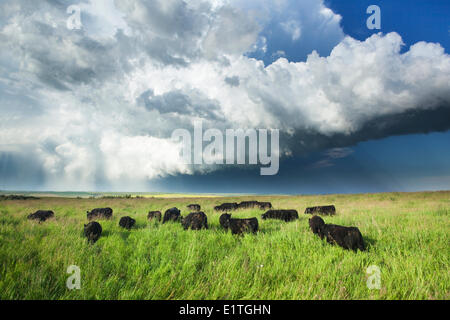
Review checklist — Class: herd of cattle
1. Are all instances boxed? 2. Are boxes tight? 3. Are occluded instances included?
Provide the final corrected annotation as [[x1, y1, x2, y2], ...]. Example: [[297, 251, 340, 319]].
[[27, 200, 365, 251]]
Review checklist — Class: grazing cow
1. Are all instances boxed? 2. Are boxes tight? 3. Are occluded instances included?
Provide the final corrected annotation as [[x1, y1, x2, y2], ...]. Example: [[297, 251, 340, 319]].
[[237, 201, 260, 209], [162, 207, 181, 223], [181, 211, 208, 230], [87, 207, 113, 220], [304, 205, 336, 216], [27, 210, 54, 222], [119, 216, 136, 230], [308, 215, 325, 236], [84, 221, 102, 243], [308, 216, 365, 251], [322, 224, 365, 251], [186, 204, 201, 211], [214, 203, 238, 211], [219, 213, 232, 230], [219, 213, 258, 235], [258, 202, 272, 210], [261, 209, 298, 222], [147, 211, 162, 221]]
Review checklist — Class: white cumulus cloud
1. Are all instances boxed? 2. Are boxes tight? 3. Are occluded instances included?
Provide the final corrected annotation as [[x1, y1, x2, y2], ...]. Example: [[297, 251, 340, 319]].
[[0, 0, 449, 190]]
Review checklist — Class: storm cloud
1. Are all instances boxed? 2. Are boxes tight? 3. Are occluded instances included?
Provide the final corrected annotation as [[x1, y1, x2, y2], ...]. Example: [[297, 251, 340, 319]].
[[0, 0, 449, 190]]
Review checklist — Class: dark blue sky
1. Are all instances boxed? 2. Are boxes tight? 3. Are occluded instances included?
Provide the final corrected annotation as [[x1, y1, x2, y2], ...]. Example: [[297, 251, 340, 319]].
[[287, 0, 450, 194], [157, 0, 450, 194], [325, 0, 450, 53], [152, 131, 450, 194], [314, 0, 450, 194]]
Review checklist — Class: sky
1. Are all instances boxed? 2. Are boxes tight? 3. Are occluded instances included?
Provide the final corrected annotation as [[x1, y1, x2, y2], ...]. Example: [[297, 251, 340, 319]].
[[0, 0, 449, 194]]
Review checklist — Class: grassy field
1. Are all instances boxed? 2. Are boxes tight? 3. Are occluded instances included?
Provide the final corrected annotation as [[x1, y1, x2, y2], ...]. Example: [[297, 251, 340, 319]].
[[0, 191, 449, 300]]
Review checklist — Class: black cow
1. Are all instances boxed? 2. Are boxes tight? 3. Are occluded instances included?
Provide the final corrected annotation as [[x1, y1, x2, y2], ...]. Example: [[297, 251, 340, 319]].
[[219, 213, 232, 230], [84, 221, 102, 243], [119, 216, 136, 230], [308, 215, 325, 236], [219, 213, 258, 235], [181, 211, 208, 230], [186, 204, 201, 211], [237, 201, 260, 209], [162, 207, 181, 223], [258, 202, 272, 210], [214, 203, 238, 211], [308, 216, 365, 251], [27, 210, 54, 222], [261, 209, 298, 222], [322, 224, 365, 251], [304, 205, 336, 216], [147, 211, 162, 221], [87, 207, 113, 220]]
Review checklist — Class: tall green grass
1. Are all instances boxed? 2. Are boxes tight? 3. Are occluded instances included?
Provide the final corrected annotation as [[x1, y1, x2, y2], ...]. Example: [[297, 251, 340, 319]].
[[0, 191, 448, 299]]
